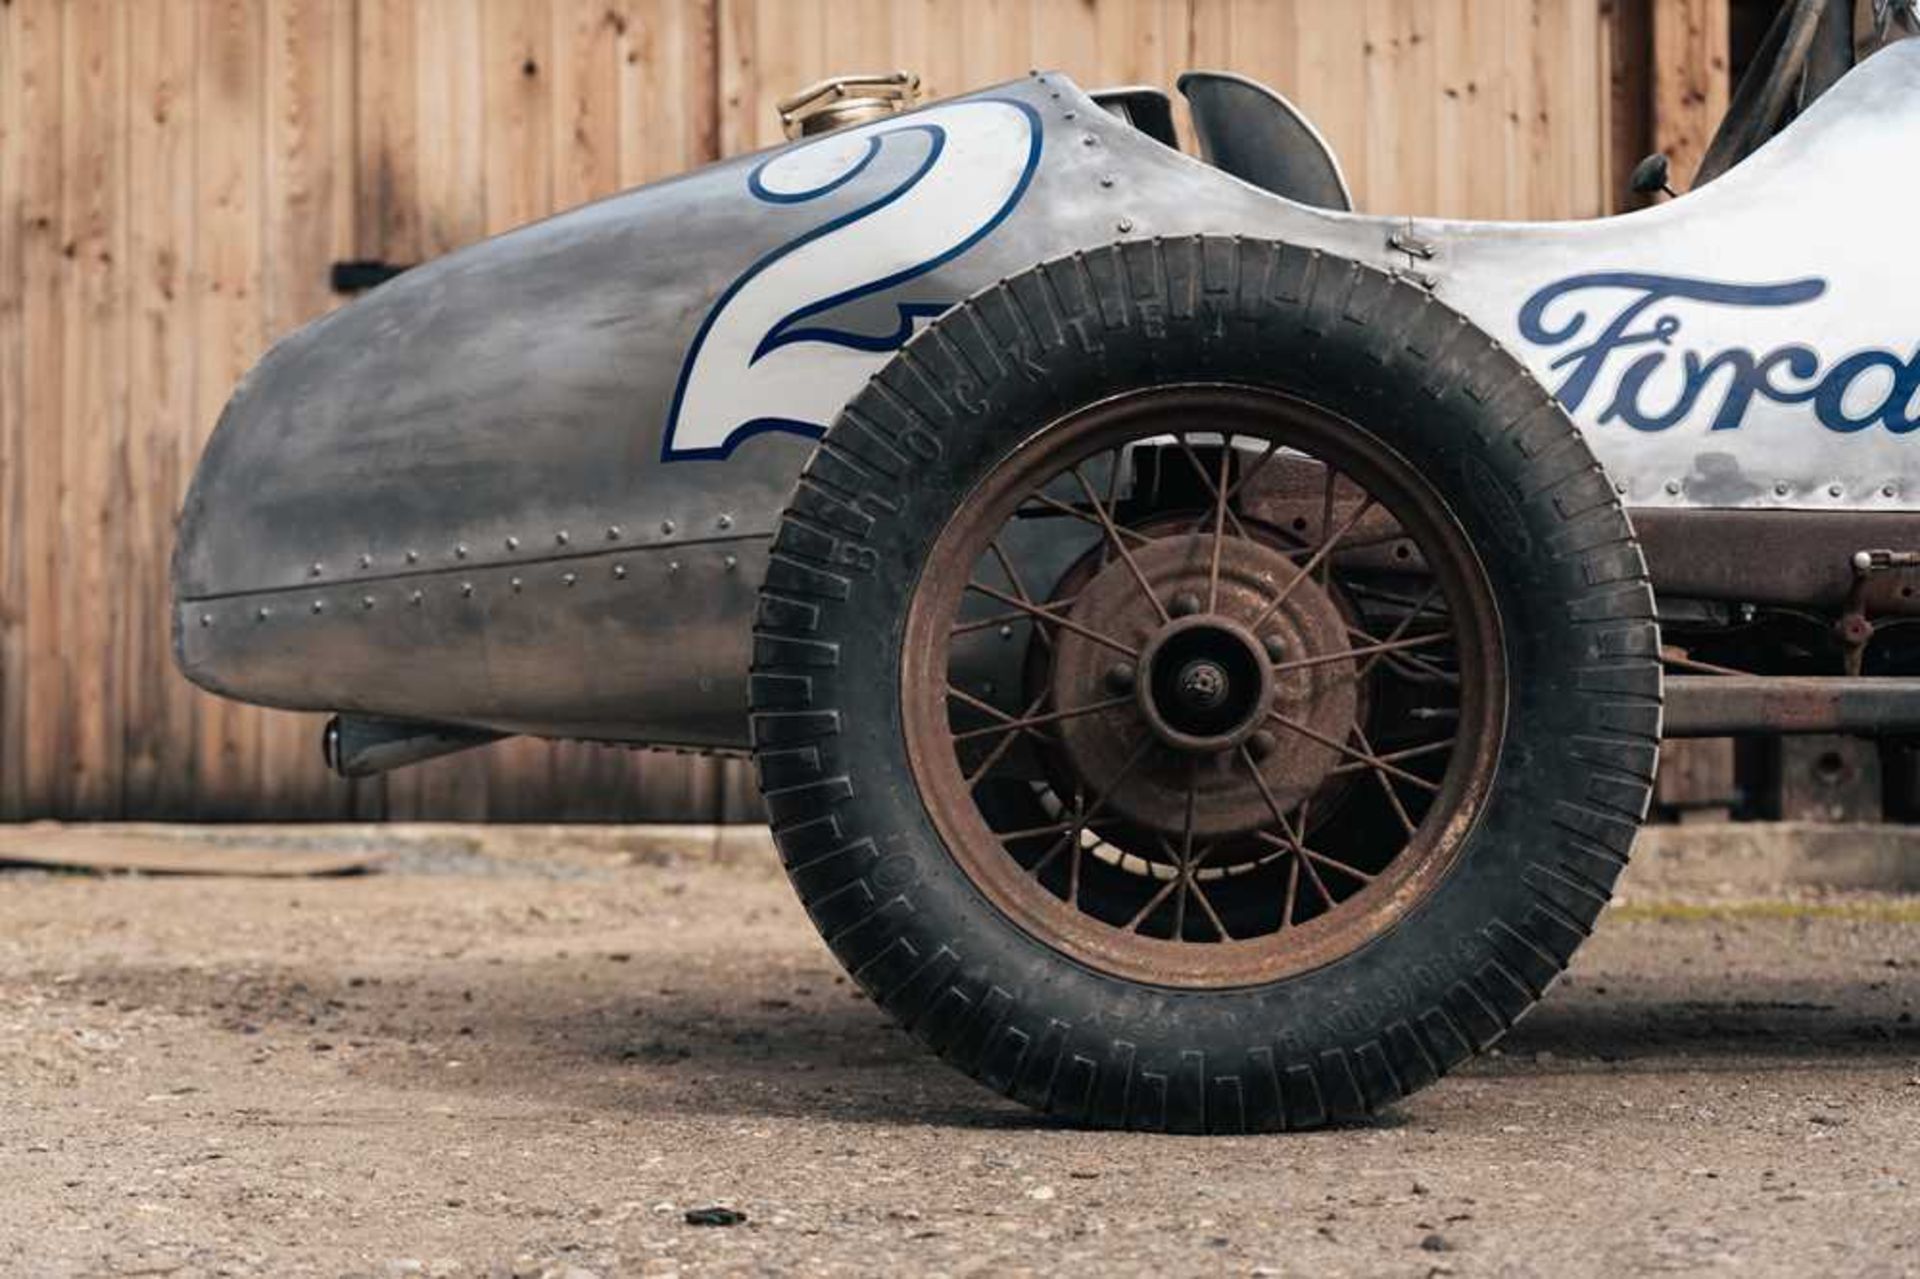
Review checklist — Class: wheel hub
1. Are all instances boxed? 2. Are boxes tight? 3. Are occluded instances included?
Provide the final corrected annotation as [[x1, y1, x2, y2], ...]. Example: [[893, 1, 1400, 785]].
[[1048, 531, 1359, 839], [1137, 615, 1271, 751]]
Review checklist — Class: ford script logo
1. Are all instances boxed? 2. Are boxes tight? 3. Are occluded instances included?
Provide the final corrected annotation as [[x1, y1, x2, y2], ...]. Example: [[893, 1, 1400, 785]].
[[1518, 272, 1919, 434]]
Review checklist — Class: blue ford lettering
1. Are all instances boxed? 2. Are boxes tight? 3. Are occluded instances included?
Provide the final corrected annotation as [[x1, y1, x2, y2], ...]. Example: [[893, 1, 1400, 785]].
[[1517, 271, 1920, 434]]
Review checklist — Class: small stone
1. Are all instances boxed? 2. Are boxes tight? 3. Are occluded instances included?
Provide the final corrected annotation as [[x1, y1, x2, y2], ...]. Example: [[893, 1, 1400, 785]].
[[1027, 1185, 1056, 1201], [684, 1205, 746, 1227], [1420, 1233, 1453, 1252]]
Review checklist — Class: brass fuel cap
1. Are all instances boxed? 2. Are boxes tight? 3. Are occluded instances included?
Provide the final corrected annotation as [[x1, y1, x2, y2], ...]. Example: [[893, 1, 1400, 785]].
[[778, 72, 921, 139]]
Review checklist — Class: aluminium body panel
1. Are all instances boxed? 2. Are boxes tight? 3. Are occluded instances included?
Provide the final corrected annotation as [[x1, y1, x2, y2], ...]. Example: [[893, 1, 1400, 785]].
[[173, 43, 1920, 749]]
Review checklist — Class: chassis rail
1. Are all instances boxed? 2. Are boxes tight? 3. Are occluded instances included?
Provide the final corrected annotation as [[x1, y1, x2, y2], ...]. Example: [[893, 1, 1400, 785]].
[[1665, 675, 1920, 736]]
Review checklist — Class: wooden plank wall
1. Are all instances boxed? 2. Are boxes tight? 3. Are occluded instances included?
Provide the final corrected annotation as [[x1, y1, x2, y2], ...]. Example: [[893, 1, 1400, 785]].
[[0, 0, 1619, 822]]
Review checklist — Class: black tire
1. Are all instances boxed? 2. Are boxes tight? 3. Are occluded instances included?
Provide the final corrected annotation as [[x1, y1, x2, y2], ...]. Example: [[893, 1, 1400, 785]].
[[750, 237, 1660, 1132]]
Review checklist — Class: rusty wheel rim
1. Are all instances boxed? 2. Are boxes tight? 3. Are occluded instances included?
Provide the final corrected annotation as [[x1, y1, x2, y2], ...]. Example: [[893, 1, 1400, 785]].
[[901, 386, 1507, 988]]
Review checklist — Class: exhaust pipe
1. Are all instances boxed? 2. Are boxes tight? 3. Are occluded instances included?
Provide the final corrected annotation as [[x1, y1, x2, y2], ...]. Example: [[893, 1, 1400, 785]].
[[323, 715, 505, 778]]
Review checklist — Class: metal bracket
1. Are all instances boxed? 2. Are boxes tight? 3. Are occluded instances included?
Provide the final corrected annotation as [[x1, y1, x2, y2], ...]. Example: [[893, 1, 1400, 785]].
[[1388, 223, 1438, 291], [1387, 229, 1436, 260], [1836, 548, 1920, 674]]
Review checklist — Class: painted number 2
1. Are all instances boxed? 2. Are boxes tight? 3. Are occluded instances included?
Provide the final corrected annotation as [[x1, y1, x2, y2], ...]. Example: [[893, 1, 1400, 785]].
[[663, 99, 1043, 461]]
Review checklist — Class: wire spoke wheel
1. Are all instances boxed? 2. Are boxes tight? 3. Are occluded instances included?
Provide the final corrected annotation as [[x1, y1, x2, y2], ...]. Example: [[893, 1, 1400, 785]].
[[753, 239, 1659, 1131], [902, 386, 1505, 987]]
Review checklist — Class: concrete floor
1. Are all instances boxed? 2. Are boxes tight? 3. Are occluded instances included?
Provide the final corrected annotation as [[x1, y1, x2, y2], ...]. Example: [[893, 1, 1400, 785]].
[[0, 827, 1914, 1277]]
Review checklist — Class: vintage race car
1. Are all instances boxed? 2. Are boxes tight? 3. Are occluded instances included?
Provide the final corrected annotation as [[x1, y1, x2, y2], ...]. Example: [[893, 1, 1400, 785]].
[[173, 0, 1920, 1131]]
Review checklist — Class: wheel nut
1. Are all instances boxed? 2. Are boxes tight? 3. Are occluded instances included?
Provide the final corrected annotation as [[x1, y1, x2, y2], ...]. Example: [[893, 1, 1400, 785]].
[[1262, 634, 1287, 662], [1247, 729, 1279, 761], [1169, 591, 1202, 618], [1104, 661, 1137, 693]]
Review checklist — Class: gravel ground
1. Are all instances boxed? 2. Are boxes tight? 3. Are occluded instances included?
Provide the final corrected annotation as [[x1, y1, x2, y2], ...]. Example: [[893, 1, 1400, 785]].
[[0, 832, 1914, 1278]]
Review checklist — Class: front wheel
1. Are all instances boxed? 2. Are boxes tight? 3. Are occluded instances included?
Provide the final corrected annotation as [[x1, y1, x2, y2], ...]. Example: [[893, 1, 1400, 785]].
[[751, 238, 1659, 1132]]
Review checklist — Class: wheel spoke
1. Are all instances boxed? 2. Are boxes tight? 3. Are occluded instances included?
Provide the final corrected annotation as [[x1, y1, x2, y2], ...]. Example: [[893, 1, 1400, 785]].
[[958, 685, 1052, 786], [1066, 783, 1088, 906], [950, 595, 1082, 638], [1354, 581, 1445, 679], [965, 579, 1138, 657], [1172, 433, 1253, 545], [1027, 735, 1155, 879], [1352, 721, 1420, 835], [1343, 580, 1454, 617], [1202, 439, 1233, 611], [1267, 631, 1451, 678], [1323, 736, 1457, 776], [994, 819, 1081, 842], [1174, 759, 1200, 937], [1214, 439, 1282, 518], [1019, 490, 1158, 547], [1259, 825, 1336, 906], [987, 540, 1055, 654], [947, 683, 1022, 724], [1124, 868, 1183, 933], [951, 694, 1133, 743], [1316, 464, 1337, 584], [1247, 495, 1377, 631], [1264, 706, 1443, 793], [1251, 829, 1376, 888], [1344, 622, 1457, 684], [1071, 466, 1169, 622], [1166, 834, 1231, 941]]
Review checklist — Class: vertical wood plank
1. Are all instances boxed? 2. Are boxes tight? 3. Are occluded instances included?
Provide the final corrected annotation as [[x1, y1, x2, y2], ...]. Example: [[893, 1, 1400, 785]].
[[911, 0, 971, 105], [617, 0, 720, 188], [357, 0, 421, 263], [124, 0, 202, 818], [60, 0, 130, 815], [552, 0, 623, 208], [0, 0, 28, 816], [14, 0, 64, 818], [1096, 0, 1187, 88], [193, 0, 266, 818], [480, 0, 558, 819], [1292, 1, 1368, 207], [1652, 0, 1729, 187], [415, 0, 487, 257], [385, 0, 492, 822], [820, 0, 898, 90], [483, 0, 555, 234], [955, 0, 1034, 101], [1605, 0, 1655, 213], [262, 0, 359, 817], [1364, 0, 1439, 214], [1436, 0, 1512, 218], [1572, 0, 1608, 217]]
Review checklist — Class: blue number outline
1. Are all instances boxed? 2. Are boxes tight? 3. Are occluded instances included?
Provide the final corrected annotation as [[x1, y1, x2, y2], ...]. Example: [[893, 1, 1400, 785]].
[[661, 98, 1044, 462]]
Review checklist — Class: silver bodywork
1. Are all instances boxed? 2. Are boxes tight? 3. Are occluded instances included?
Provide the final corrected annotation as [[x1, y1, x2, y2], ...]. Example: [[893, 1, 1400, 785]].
[[173, 42, 1920, 750]]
